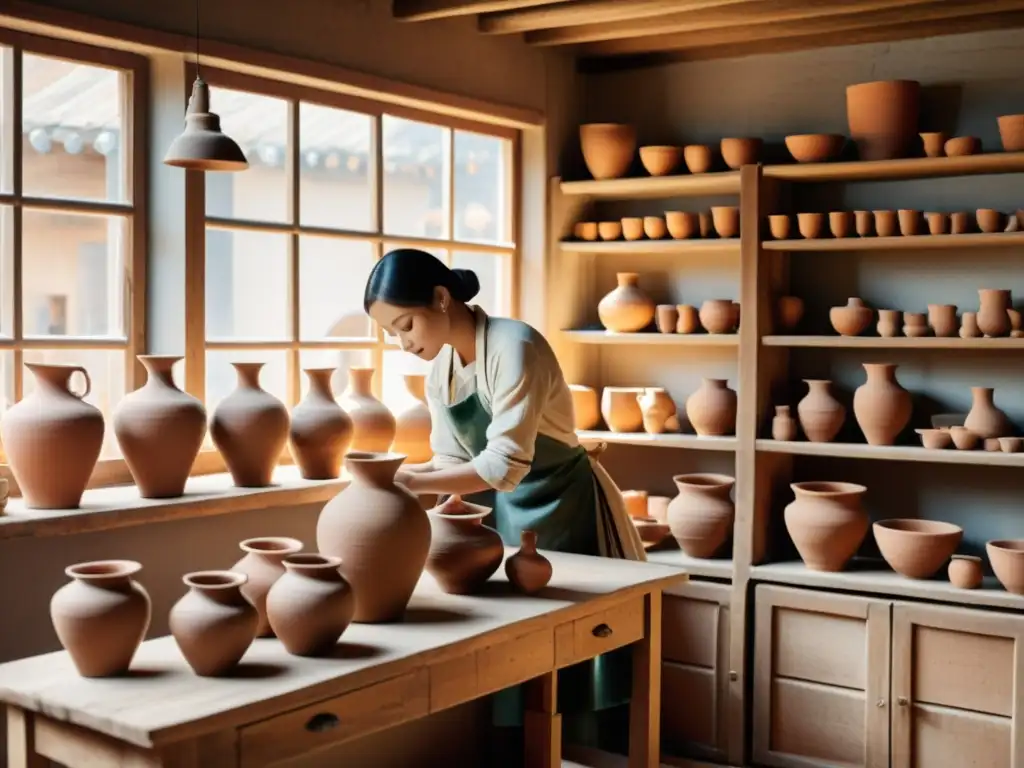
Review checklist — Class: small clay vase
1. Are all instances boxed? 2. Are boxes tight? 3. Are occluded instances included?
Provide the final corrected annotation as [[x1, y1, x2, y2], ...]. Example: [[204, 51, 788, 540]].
[[655, 305, 678, 334], [964, 386, 1012, 439], [598, 273, 655, 333], [621, 217, 644, 241], [948, 555, 983, 589], [686, 378, 737, 437], [877, 309, 902, 338], [638, 387, 677, 434], [392, 374, 433, 464], [784, 482, 869, 571], [676, 304, 700, 333], [977, 289, 1012, 337], [797, 380, 846, 443], [425, 495, 503, 594], [230, 536, 303, 637], [338, 367, 397, 452], [898, 209, 922, 235], [830, 298, 873, 336], [169, 571, 258, 677], [960, 311, 981, 338], [927, 304, 958, 337], [666, 474, 735, 558], [772, 405, 798, 441], [601, 387, 644, 432], [569, 384, 601, 430], [266, 554, 355, 656], [50, 560, 151, 677], [902, 312, 927, 338], [854, 210, 874, 237], [777, 296, 804, 332], [505, 530, 552, 594], [289, 368, 353, 480], [699, 300, 739, 334], [853, 363, 912, 446]]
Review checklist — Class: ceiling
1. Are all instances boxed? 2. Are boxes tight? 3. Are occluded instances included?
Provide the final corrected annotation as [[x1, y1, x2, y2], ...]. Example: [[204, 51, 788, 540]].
[[391, 0, 1024, 71]]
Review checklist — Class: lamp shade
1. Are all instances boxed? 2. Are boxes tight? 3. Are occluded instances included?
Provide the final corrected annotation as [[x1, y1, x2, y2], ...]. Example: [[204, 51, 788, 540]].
[[164, 77, 248, 172]]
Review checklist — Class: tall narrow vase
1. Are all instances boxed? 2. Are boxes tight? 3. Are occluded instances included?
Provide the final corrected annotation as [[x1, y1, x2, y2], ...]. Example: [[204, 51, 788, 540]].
[[392, 374, 433, 464], [852, 363, 911, 446], [797, 380, 845, 443], [338, 367, 396, 452], [289, 368, 353, 480]]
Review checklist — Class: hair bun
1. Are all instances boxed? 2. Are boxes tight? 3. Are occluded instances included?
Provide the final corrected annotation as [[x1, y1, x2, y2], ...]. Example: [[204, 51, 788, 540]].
[[450, 268, 480, 302]]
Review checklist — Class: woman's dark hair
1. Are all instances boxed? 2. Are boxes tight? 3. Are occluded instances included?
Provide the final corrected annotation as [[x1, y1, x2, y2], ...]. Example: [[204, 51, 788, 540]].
[[363, 248, 480, 312]]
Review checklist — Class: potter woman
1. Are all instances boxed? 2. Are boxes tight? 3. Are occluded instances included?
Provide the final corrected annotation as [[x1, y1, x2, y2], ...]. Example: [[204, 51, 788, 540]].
[[364, 248, 644, 758]]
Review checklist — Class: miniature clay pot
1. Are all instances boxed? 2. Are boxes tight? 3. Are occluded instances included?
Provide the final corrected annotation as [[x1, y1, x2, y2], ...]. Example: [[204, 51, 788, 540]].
[[231, 536, 303, 637], [898, 209, 922, 236], [916, 428, 952, 450], [927, 304, 958, 337], [656, 305, 678, 334], [902, 312, 927, 338], [169, 571, 258, 677], [784, 482, 868, 572], [686, 378, 737, 437], [289, 367, 353, 479], [598, 272, 655, 333], [874, 210, 898, 237], [949, 426, 980, 451], [944, 136, 980, 157], [622, 490, 649, 519], [676, 304, 700, 334], [797, 212, 825, 239], [797, 380, 845, 443], [977, 289, 1012, 337], [997, 114, 1024, 151], [846, 80, 920, 160], [877, 309, 901, 338], [785, 133, 845, 163], [777, 296, 804, 332], [964, 386, 1012, 439], [426, 495, 503, 594], [855, 210, 874, 237], [853, 363, 911, 446], [925, 212, 949, 235], [638, 387, 677, 434], [580, 123, 636, 180], [960, 311, 981, 338], [338, 367, 397, 452], [976, 209, 1004, 234], [768, 215, 791, 240], [873, 519, 962, 579], [598, 221, 622, 241], [574, 222, 598, 241], [711, 206, 739, 238], [643, 216, 667, 240], [505, 530, 552, 594], [720, 137, 761, 169], [569, 384, 601, 430], [683, 145, 714, 174], [950, 211, 971, 234], [919, 131, 947, 157], [667, 474, 735, 558], [986, 540, 1024, 595], [948, 555, 983, 589], [50, 560, 151, 677], [665, 211, 699, 239], [621, 217, 644, 241], [1008, 308, 1022, 332], [639, 145, 682, 176], [772, 405, 798, 441], [266, 554, 355, 656], [699, 299, 739, 334], [985, 437, 1003, 452], [601, 387, 644, 432], [830, 211, 853, 238], [999, 437, 1023, 453], [392, 374, 433, 464], [830, 297, 873, 336]]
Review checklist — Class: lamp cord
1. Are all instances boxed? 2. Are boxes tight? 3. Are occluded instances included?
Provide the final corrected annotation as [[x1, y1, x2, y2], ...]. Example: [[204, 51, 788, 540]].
[[194, 0, 201, 77]]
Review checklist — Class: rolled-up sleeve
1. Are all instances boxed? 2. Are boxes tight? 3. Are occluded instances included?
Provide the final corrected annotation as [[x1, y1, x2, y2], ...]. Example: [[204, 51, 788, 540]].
[[426, 358, 470, 469]]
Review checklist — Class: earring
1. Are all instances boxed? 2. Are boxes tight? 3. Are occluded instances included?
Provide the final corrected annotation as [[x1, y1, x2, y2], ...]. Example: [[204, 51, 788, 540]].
[[441, 301, 448, 313]]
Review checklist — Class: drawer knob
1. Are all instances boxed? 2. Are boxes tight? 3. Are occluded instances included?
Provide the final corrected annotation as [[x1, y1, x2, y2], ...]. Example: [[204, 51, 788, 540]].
[[876, 698, 886, 708], [305, 713, 340, 733], [898, 697, 909, 707], [592, 623, 613, 638]]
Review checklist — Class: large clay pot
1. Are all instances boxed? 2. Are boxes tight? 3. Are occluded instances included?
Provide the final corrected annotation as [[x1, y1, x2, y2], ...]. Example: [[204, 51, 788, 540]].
[[667, 474, 735, 558], [597, 273, 655, 333], [987, 540, 1024, 595], [853, 363, 912, 446], [230, 536, 303, 637], [392, 374, 432, 464], [797, 379, 845, 443], [316, 452, 430, 622], [637, 387, 677, 434], [686, 378, 737, 437], [846, 80, 921, 160], [265, 554, 355, 656], [505, 530, 552, 594], [872, 519, 962, 580], [569, 384, 601, 430], [338, 367, 396, 452], [114, 355, 206, 498], [964, 386, 1012, 439], [2, 363, 104, 508], [50, 560, 151, 677], [169, 571, 258, 677], [580, 123, 636, 180], [425, 495, 503, 594], [601, 387, 644, 432], [289, 368, 353, 480], [784, 482, 868, 572], [977, 289, 1012, 337], [210, 362, 289, 487]]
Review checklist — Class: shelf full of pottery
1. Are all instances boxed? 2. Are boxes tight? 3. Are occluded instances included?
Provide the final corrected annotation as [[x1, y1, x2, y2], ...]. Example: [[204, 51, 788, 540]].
[[570, 206, 739, 244], [0, 358, 432, 510], [45, 475, 551, 680]]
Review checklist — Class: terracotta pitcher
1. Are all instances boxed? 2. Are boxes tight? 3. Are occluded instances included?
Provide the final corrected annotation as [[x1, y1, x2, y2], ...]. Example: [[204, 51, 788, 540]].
[[425, 495, 503, 594], [685, 378, 737, 436], [505, 530, 552, 594], [569, 384, 601, 430], [597, 273, 655, 333], [230, 536, 303, 637], [666, 474, 735, 558], [852, 363, 912, 446], [784, 482, 868, 571], [289, 367, 353, 480], [2, 363, 104, 508], [977, 289, 1012, 337], [797, 379, 845, 443], [392, 374, 432, 464], [964, 386, 1011, 439], [169, 571, 258, 677], [338, 367, 396, 452], [265, 554, 355, 656]]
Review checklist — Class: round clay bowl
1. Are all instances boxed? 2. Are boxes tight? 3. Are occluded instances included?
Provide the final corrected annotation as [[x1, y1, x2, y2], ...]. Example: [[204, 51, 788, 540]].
[[999, 437, 1023, 453], [944, 136, 980, 157], [639, 145, 683, 176], [768, 214, 791, 239], [919, 131, 947, 158], [699, 299, 737, 334], [898, 209, 922, 236], [873, 519, 963, 579], [580, 123, 636, 180], [598, 221, 622, 241], [643, 216, 667, 240], [829, 300, 872, 336], [916, 428, 952, 450], [711, 206, 739, 238], [784, 133, 845, 163], [720, 137, 762, 169], [998, 114, 1024, 152], [874, 210, 898, 237], [683, 144, 714, 174], [797, 212, 825, 239], [665, 211, 698, 239], [976, 208, 1005, 233], [987, 540, 1024, 594], [621, 217, 644, 241], [574, 222, 598, 241], [925, 212, 948, 235], [829, 211, 853, 238], [950, 426, 979, 450], [632, 516, 671, 547]]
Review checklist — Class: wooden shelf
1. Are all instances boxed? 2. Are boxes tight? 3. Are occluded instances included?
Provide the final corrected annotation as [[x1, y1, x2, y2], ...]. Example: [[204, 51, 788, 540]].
[[559, 171, 741, 199], [752, 560, 1022, 611], [763, 232, 1024, 251], [563, 330, 739, 346], [578, 430, 737, 452], [762, 335, 1024, 349], [763, 151, 1024, 183], [559, 238, 740, 255], [757, 439, 1024, 467], [646, 547, 733, 580]]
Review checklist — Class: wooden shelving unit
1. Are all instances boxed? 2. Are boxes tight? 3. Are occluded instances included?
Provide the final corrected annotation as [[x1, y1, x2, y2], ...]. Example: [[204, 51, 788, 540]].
[[756, 439, 1024, 467], [559, 239, 740, 255], [578, 430, 737, 451], [562, 330, 739, 346], [764, 231, 1024, 251], [762, 335, 1024, 349]]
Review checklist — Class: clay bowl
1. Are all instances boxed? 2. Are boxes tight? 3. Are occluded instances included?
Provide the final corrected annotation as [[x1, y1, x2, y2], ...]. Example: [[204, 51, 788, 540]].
[[999, 437, 1024, 453], [632, 516, 671, 548], [987, 540, 1024, 595], [598, 221, 622, 241], [925, 212, 948, 235], [643, 216, 667, 240], [797, 212, 825, 239], [720, 137, 762, 169], [665, 211, 699, 239], [580, 123, 636, 180], [898, 209, 922, 236], [699, 299, 738, 334], [976, 208, 1005, 233], [711, 206, 740, 238], [873, 210, 898, 237], [944, 136, 981, 157], [621, 217, 644, 241], [919, 131, 947, 158], [949, 426, 979, 450], [916, 428, 952, 450], [683, 144, 714, 174], [639, 145, 683, 177], [873, 519, 963, 580], [998, 114, 1024, 152], [829, 298, 873, 336], [768, 214, 791, 239], [829, 211, 853, 238], [784, 133, 845, 163], [573, 222, 598, 241]]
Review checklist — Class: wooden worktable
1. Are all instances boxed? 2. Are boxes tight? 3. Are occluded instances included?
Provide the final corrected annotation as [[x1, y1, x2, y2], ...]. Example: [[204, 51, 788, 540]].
[[0, 550, 686, 768]]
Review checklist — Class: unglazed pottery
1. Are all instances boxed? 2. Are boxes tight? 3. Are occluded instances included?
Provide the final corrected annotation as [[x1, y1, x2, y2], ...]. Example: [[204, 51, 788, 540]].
[[948, 554, 983, 589], [622, 490, 649, 519], [580, 123, 636, 180], [797, 380, 845, 443], [797, 212, 825, 239], [960, 311, 981, 338], [846, 80, 920, 160], [50, 560, 151, 677], [598, 273, 655, 333], [785, 133, 844, 163], [977, 289, 1012, 337], [569, 384, 601, 430], [169, 571, 258, 676], [666, 211, 699, 239], [656, 305, 678, 334], [853, 363, 912, 446], [598, 221, 622, 241], [720, 137, 761, 169], [683, 144, 713, 174], [426, 495, 503, 594], [667, 474, 735, 558], [945, 136, 980, 156], [950, 426, 980, 451], [964, 386, 1011, 439], [643, 216, 667, 240], [392, 374, 432, 464], [676, 304, 700, 334], [574, 222, 597, 241], [768, 214, 791, 240], [289, 367, 353, 480], [830, 211, 853, 238], [987, 540, 1024, 595], [950, 211, 971, 234], [855, 210, 874, 237], [265, 554, 355, 655], [210, 362, 289, 487], [919, 131, 947, 157], [621, 217, 644, 241], [316, 452, 430, 622], [874, 210, 898, 237], [877, 309, 901, 338], [784, 482, 868, 572], [686, 378, 737, 437], [2, 363, 104, 509], [1000, 437, 1023, 453], [916, 428, 952, 450], [873, 519, 962, 579], [632, 516, 671, 547], [777, 296, 804, 331], [998, 114, 1024, 151], [638, 387, 677, 434], [114, 355, 206, 498], [772, 405, 798, 441], [639, 145, 682, 176], [976, 208, 1004, 233], [927, 304, 958, 337], [505, 530, 552, 594], [648, 495, 671, 523], [601, 387, 644, 432], [338, 367, 397, 453], [711, 206, 739, 238], [830, 297, 872, 336], [925, 212, 949, 235], [699, 299, 739, 334], [231, 536, 303, 637], [902, 312, 927, 338]]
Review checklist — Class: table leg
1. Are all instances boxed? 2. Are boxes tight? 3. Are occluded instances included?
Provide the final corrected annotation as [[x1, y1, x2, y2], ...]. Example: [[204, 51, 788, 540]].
[[524, 669, 561, 768], [628, 590, 662, 768], [7, 707, 47, 768]]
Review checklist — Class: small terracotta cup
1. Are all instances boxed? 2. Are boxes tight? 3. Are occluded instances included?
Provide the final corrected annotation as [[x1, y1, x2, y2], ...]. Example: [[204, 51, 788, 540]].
[[676, 304, 700, 334], [665, 211, 698, 239], [960, 311, 981, 338], [621, 217, 644, 241], [925, 212, 949, 235], [683, 145, 714, 174], [874, 210, 898, 237], [985, 438, 1003, 452], [945, 136, 981, 156], [711, 206, 740, 238], [950, 426, 979, 450], [948, 555, 983, 590], [655, 305, 678, 334], [898, 209, 922, 236], [720, 137, 762, 169], [902, 312, 928, 338], [598, 221, 622, 241], [797, 212, 825, 239], [916, 428, 952, 450], [999, 437, 1024, 453], [950, 211, 971, 235], [927, 304, 958, 337], [877, 309, 901, 338], [829, 211, 853, 238], [919, 131, 948, 158], [643, 216, 667, 240], [768, 214, 791, 240], [976, 209, 1005, 234], [854, 210, 874, 237], [1008, 308, 1022, 331], [574, 222, 598, 241]]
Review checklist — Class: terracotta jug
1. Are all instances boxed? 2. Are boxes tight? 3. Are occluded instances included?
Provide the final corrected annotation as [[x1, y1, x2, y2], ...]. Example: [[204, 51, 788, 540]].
[[210, 362, 289, 487], [338, 367, 396, 452], [686, 378, 737, 437], [853, 363, 912, 446], [569, 384, 601, 430], [392, 374, 432, 464], [601, 387, 644, 432], [772, 405, 797, 441], [637, 388, 677, 434], [666, 474, 735, 558], [425, 495, 503, 594], [846, 80, 921, 160], [964, 386, 1012, 439], [784, 482, 868, 571], [289, 367, 353, 480], [169, 571, 258, 677], [113, 355, 206, 498], [977, 289, 1012, 337], [50, 560, 151, 677], [505, 530, 552, 594], [797, 379, 845, 443], [316, 452, 430, 622], [2, 363, 104, 509], [265, 554, 355, 656], [597, 273, 655, 333], [230, 536, 303, 637]]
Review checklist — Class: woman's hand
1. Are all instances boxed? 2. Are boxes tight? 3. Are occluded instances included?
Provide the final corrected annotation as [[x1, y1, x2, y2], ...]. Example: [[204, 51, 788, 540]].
[[393, 463, 492, 496], [394, 468, 418, 491]]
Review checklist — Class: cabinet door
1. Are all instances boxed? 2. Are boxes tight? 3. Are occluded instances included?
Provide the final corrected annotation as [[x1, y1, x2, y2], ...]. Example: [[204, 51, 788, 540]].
[[753, 585, 891, 768], [891, 602, 1024, 768], [660, 580, 731, 764]]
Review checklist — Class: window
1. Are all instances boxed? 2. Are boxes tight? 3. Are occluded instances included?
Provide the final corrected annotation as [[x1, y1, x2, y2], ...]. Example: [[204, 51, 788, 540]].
[[0, 33, 145, 467], [189, 68, 516, 452]]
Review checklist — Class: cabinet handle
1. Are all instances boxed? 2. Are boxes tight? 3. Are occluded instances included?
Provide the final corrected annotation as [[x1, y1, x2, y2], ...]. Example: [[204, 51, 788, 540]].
[[898, 696, 909, 707], [729, 670, 738, 681], [876, 698, 886, 708], [592, 623, 613, 638], [305, 713, 340, 733]]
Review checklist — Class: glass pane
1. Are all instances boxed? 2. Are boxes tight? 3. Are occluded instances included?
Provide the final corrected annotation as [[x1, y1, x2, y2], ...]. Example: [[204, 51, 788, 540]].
[[382, 348, 431, 413], [298, 349, 373, 399], [0, 350, 12, 462], [206, 227, 289, 341], [22, 209, 126, 337], [298, 236, 375, 340], [1, 47, 12, 193], [450, 250, 510, 318], [22, 53, 125, 202], [382, 115, 449, 239], [22, 349, 126, 459], [204, 350, 288, 449], [299, 102, 373, 231], [205, 87, 288, 223], [0, 206, 12, 336], [454, 131, 511, 244]]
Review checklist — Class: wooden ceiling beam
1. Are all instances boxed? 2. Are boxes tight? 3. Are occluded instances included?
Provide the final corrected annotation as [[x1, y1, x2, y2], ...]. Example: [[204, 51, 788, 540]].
[[392, 0, 568, 22], [478, 0, 747, 35]]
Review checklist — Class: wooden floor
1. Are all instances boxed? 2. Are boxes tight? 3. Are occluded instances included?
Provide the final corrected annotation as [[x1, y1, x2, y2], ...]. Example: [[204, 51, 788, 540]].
[[562, 746, 736, 767]]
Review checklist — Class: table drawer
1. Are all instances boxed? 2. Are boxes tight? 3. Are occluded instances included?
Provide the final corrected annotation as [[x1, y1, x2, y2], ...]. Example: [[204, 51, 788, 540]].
[[556, 597, 644, 668], [239, 669, 429, 767]]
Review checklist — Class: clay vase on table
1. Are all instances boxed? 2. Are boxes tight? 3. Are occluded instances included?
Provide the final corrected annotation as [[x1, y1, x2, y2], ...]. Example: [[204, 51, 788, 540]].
[[266, 554, 355, 656], [210, 362, 289, 488], [289, 368, 353, 480], [686, 378, 737, 437], [797, 380, 845, 443], [316, 452, 430, 622], [637, 387, 677, 434], [598, 273, 655, 333], [338, 367, 396, 452], [50, 560, 151, 677], [784, 482, 869, 572], [964, 386, 1012, 439], [853, 363, 912, 446], [772, 406, 798, 441], [2, 363, 104, 509], [230, 536, 303, 637], [505, 530, 552, 595], [977, 289, 1012, 337], [392, 374, 433, 464], [569, 384, 601, 430], [169, 571, 258, 677], [666, 474, 735, 558], [425, 495, 503, 594], [846, 80, 921, 160], [601, 387, 644, 432], [113, 355, 206, 498]]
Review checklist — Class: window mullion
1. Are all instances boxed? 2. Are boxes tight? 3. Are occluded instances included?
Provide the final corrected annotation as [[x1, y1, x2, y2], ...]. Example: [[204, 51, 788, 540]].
[[287, 98, 301, 407], [11, 46, 23, 402]]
